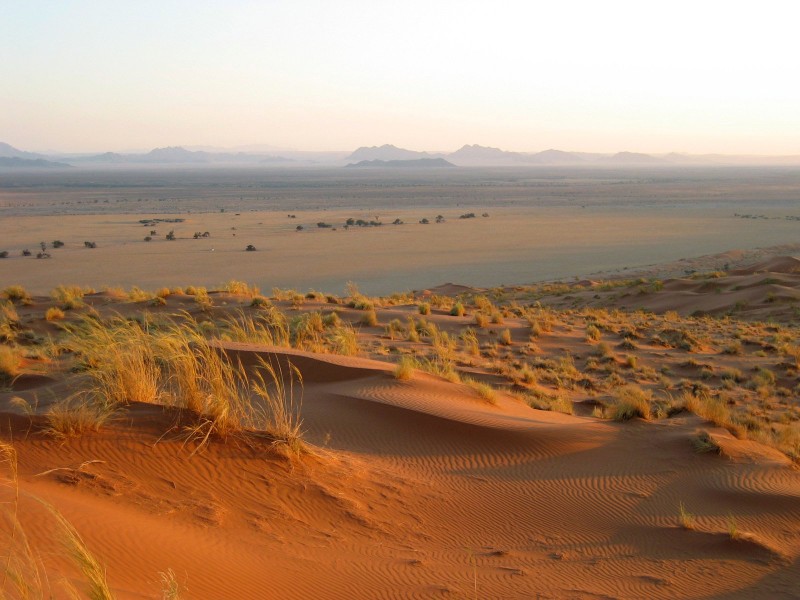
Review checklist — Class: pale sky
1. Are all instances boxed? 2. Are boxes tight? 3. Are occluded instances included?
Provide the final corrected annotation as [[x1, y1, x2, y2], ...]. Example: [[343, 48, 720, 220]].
[[2, 1, 798, 155]]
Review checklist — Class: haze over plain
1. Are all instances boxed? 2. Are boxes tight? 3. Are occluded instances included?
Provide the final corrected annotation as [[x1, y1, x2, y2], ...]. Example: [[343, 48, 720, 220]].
[[2, 0, 798, 156]]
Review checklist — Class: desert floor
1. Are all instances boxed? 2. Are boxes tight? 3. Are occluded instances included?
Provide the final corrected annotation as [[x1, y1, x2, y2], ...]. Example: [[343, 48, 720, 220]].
[[1, 167, 799, 598]]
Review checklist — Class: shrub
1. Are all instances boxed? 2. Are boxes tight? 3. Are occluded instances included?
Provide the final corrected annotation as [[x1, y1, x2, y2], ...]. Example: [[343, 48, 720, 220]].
[[361, 309, 378, 327], [499, 328, 512, 346], [0, 251, 8, 258], [245, 244, 257, 251], [52, 240, 65, 248], [474, 313, 489, 328], [418, 302, 431, 315]]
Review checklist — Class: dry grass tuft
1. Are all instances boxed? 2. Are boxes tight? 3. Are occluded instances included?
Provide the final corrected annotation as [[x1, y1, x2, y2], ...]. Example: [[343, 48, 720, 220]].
[[45, 306, 66, 321], [0, 345, 21, 382], [45, 392, 115, 439], [611, 385, 652, 421]]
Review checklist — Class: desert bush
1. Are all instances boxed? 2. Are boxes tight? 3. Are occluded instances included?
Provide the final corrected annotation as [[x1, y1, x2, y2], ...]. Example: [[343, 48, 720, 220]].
[[499, 328, 512, 346], [474, 312, 489, 328]]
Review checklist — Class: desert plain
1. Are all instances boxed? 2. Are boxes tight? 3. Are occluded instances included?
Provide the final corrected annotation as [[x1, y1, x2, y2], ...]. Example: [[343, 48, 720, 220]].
[[0, 166, 799, 598]]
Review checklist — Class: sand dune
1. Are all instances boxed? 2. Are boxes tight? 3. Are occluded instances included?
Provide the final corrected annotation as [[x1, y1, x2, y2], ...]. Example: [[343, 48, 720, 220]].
[[2, 245, 800, 597], [2, 335, 799, 598]]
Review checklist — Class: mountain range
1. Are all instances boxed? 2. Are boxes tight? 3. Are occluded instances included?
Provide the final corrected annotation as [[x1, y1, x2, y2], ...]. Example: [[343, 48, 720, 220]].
[[2, 141, 800, 169]]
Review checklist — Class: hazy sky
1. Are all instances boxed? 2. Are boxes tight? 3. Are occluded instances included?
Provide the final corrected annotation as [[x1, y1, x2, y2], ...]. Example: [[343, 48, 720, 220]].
[[2, 1, 798, 154]]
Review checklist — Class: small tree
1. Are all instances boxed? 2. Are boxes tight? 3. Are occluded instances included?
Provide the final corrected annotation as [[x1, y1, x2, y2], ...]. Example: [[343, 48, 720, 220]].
[[166, 230, 175, 241], [246, 244, 257, 251]]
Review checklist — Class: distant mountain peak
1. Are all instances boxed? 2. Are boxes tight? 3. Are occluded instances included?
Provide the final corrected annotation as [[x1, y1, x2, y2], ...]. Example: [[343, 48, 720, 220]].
[[346, 158, 455, 168], [348, 144, 435, 161]]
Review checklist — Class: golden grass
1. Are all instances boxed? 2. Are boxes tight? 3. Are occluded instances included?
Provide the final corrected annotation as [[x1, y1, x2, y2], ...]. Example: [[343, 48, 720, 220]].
[[220, 280, 259, 298], [464, 378, 497, 404], [63, 313, 305, 452], [2, 286, 31, 304], [0, 346, 21, 382], [611, 385, 652, 421], [45, 393, 116, 439], [394, 356, 417, 380], [678, 501, 696, 530], [51, 285, 93, 310], [45, 306, 65, 321]]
